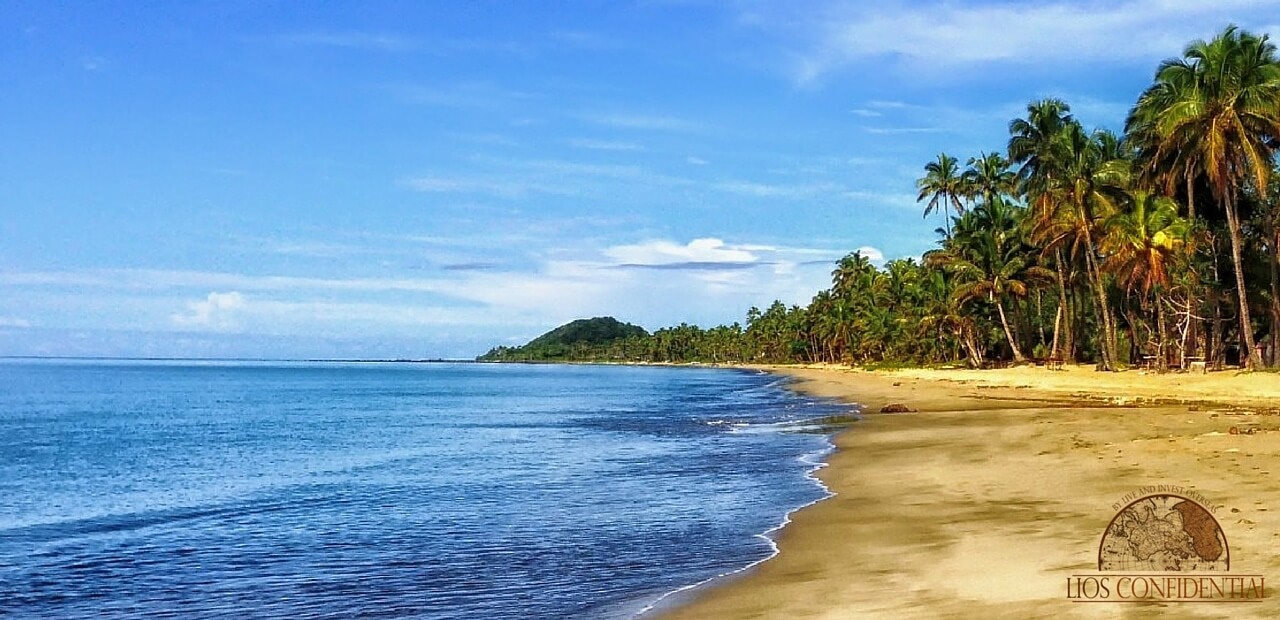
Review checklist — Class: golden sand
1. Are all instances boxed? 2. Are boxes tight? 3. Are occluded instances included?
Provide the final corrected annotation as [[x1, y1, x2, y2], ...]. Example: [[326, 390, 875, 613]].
[[658, 364, 1280, 619]]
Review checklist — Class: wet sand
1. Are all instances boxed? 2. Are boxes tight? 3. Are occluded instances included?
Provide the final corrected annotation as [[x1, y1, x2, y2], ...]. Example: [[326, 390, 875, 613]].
[[658, 364, 1280, 619]]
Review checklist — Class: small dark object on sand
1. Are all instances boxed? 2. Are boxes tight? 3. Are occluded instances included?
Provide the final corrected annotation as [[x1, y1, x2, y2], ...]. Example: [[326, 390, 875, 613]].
[[880, 403, 915, 413]]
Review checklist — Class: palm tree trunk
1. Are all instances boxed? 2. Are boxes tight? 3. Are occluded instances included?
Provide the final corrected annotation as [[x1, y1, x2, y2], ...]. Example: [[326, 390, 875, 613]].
[[1083, 244, 1118, 370], [1034, 291, 1046, 353], [1053, 248, 1073, 359], [1271, 227, 1280, 367], [1224, 193, 1263, 369], [1156, 294, 1169, 371], [993, 293, 1026, 362], [1184, 173, 1202, 360], [1124, 307, 1141, 365], [961, 324, 984, 368], [1051, 305, 1062, 359]]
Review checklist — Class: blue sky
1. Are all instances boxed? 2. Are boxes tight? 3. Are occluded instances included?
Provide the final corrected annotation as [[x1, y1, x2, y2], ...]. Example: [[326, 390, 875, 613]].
[[3, 1, 1278, 359]]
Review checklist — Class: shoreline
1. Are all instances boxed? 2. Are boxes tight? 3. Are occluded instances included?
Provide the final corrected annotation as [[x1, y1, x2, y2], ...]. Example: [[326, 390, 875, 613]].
[[635, 436, 837, 618], [657, 363, 1280, 618]]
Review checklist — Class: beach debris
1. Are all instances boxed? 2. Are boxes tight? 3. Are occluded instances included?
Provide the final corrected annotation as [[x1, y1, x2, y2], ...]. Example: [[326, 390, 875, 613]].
[[879, 403, 915, 413]]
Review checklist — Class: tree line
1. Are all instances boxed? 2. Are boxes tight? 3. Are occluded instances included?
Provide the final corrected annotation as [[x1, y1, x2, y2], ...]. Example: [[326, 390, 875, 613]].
[[492, 26, 1280, 371]]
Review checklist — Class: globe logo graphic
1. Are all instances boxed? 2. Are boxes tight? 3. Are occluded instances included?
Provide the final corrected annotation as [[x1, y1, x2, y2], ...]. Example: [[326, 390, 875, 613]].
[[1098, 494, 1229, 572]]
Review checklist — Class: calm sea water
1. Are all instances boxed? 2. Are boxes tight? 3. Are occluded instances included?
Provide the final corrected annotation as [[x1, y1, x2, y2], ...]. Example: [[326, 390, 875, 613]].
[[0, 361, 846, 619]]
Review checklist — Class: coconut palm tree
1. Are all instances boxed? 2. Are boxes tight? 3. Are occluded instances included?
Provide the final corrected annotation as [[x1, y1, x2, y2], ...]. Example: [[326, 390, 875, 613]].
[[1101, 191, 1191, 368], [928, 200, 1051, 363], [831, 251, 875, 300], [1126, 25, 1280, 369], [963, 152, 1018, 207], [1008, 98, 1074, 195], [1035, 123, 1130, 369], [1009, 98, 1077, 360], [916, 153, 967, 238]]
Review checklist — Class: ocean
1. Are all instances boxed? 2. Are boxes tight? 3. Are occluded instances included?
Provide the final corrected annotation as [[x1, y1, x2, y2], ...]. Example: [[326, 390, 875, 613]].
[[0, 360, 847, 619]]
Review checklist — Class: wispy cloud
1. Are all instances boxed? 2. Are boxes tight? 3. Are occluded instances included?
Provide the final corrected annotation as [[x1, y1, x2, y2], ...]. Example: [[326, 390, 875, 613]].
[[863, 126, 945, 135], [753, 0, 1280, 83], [686, 156, 709, 165], [171, 291, 246, 330], [843, 190, 919, 210], [0, 316, 31, 328], [567, 138, 643, 151], [714, 179, 843, 199], [386, 82, 539, 109], [263, 240, 372, 258], [605, 238, 759, 267], [440, 262, 501, 272], [80, 56, 106, 71], [853, 246, 885, 263], [447, 132, 519, 146], [0, 235, 853, 351], [406, 175, 577, 198], [275, 31, 420, 52], [549, 30, 626, 51], [1, 268, 453, 295], [406, 157, 695, 202], [583, 112, 700, 132]]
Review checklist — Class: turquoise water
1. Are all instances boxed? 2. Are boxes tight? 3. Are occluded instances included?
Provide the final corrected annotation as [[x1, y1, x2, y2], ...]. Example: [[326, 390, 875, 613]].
[[0, 361, 846, 618]]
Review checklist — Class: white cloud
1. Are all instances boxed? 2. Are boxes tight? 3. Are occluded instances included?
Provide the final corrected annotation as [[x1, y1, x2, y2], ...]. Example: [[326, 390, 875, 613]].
[[604, 238, 759, 266], [854, 246, 885, 264], [275, 31, 420, 52], [172, 292, 246, 330], [0, 316, 31, 328], [761, 0, 1279, 83], [686, 156, 710, 165], [567, 138, 643, 151], [843, 190, 919, 210], [864, 126, 944, 135], [406, 176, 576, 198], [550, 30, 625, 51], [714, 179, 843, 198], [386, 82, 538, 110], [1, 238, 855, 352], [583, 113, 700, 132]]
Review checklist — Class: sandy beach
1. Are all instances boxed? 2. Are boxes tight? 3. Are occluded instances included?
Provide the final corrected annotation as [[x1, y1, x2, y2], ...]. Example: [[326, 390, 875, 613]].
[[659, 364, 1280, 619]]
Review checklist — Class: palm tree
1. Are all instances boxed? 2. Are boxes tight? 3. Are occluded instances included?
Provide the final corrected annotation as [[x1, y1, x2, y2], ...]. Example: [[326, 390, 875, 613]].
[[1101, 191, 1191, 368], [963, 152, 1018, 207], [831, 251, 876, 300], [1126, 25, 1280, 369], [1009, 98, 1077, 360], [1008, 98, 1074, 194], [1035, 123, 1130, 369], [928, 200, 1051, 363], [916, 153, 966, 238]]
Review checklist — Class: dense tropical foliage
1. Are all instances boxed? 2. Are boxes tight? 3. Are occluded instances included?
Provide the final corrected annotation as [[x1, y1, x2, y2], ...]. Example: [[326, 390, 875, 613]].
[[480, 27, 1280, 371], [479, 317, 648, 361]]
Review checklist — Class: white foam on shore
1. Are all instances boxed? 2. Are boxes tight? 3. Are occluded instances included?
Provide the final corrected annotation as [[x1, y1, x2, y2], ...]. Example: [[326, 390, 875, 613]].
[[630, 437, 840, 618]]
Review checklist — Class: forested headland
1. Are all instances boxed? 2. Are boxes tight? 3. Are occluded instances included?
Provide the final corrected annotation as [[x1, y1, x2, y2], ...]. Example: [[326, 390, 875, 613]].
[[482, 26, 1280, 371]]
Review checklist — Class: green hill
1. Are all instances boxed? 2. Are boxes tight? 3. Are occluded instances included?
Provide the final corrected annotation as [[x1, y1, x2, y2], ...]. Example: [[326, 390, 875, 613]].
[[477, 317, 648, 362]]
